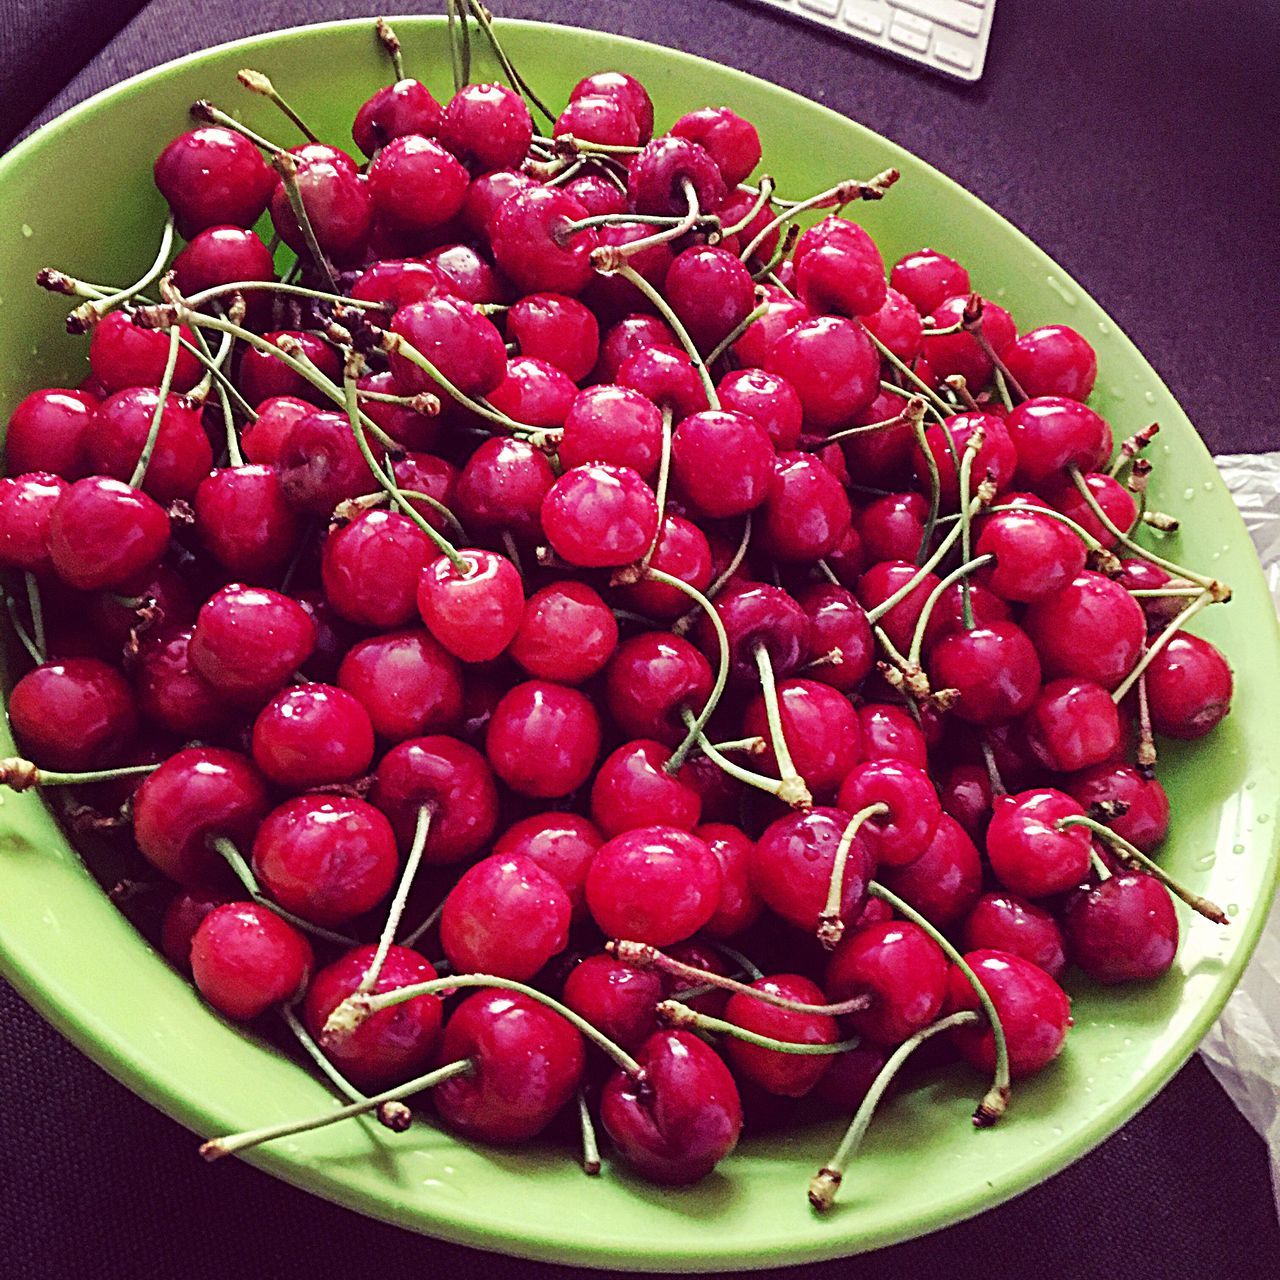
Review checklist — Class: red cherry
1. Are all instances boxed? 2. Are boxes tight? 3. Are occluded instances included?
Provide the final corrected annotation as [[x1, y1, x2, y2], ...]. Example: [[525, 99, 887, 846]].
[[841, 391, 916, 487], [423, 242, 506, 305], [765, 316, 879, 430], [1003, 325, 1097, 400], [962, 892, 1066, 979], [507, 580, 618, 684], [238, 332, 341, 409], [913, 411, 1016, 509], [1145, 633, 1233, 738], [945, 949, 1072, 1078], [921, 294, 1015, 389], [668, 106, 760, 185], [562, 170, 629, 216], [486, 680, 601, 798], [489, 187, 598, 296], [590, 739, 702, 838], [559, 385, 665, 481], [697, 582, 810, 686], [8, 659, 135, 771], [605, 631, 713, 744], [861, 287, 924, 363], [563, 954, 662, 1050], [440, 853, 572, 979], [857, 492, 927, 564], [251, 684, 374, 788], [153, 127, 275, 233], [837, 759, 941, 867], [190, 902, 312, 1021], [438, 82, 534, 171], [670, 410, 775, 519], [460, 169, 536, 238], [611, 515, 713, 621], [367, 135, 469, 231], [47, 476, 169, 590], [541, 463, 659, 568], [493, 813, 603, 917], [303, 945, 442, 1089], [878, 815, 983, 928], [1023, 571, 1146, 690], [986, 788, 1092, 898], [389, 297, 507, 398], [81, 387, 209, 503], [794, 218, 887, 319], [195, 465, 302, 579], [0, 472, 67, 572], [337, 628, 462, 742], [743, 678, 860, 794], [555, 93, 640, 147], [617, 347, 708, 420], [1063, 873, 1178, 983], [664, 245, 756, 351], [628, 137, 726, 216], [454, 437, 555, 540], [416, 549, 524, 663], [690, 822, 759, 938], [890, 248, 970, 315], [938, 763, 994, 843], [353, 78, 444, 155], [371, 735, 499, 863], [1066, 763, 1170, 854], [390, 451, 459, 531], [161, 886, 231, 973], [796, 584, 873, 693], [712, 188, 779, 262], [759, 451, 852, 561], [132, 747, 269, 886], [724, 974, 839, 1096], [571, 71, 655, 140], [434, 990, 584, 1144], [928, 622, 1043, 726], [732, 288, 809, 368], [1024, 678, 1123, 772], [750, 807, 874, 932], [268, 149, 371, 263], [1005, 396, 1112, 484], [716, 368, 803, 451], [855, 559, 940, 655], [583, 222, 674, 316], [134, 627, 230, 738], [321, 510, 434, 628], [351, 258, 444, 309], [858, 703, 928, 767], [171, 225, 275, 309], [275, 408, 370, 515], [4, 388, 96, 479], [1043, 471, 1137, 549], [975, 506, 1087, 603], [508, 293, 600, 382]]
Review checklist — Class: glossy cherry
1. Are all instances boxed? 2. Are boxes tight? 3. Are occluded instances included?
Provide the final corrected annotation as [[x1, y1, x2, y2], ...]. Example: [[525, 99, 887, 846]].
[[47, 476, 169, 590], [559, 385, 665, 481], [1002, 324, 1097, 401], [322, 510, 435, 628], [486, 680, 602, 798], [765, 316, 879, 431], [628, 137, 726, 216], [195, 465, 302, 579], [796, 584, 874, 693], [670, 410, 774, 519], [563, 954, 662, 1050], [985, 788, 1093, 898], [250, 684, 375, 788], [508, 292, 600, 383], [4, 388, 96, 479], [438, 82, 534, 171], [153, 126, 276, 233], [617, 347, 709, 420], [454, 437, 555, 540], [698, 582, 810, 686], [160, 887, 232, 973], [489, 187, 598, 297], [928, 621, 1042, 726], [1066, 763, 1170, 855], [759, 451, 852, 561], [590, 739, 702, 838], [353, 77, 443, 154], [889, 248, 970, 315], [337, 628, 463, 742], [1144, 633, 1233, 738], [134, 628, 231, 738], [1063, 873, 1178, 984], [605, 631, 714, 744], [268, 149, 372, 264], [742, 678, 860, 795], [878, 814, 983, 928], [858, 704, 928, 767], [722, 974, 839, 1097], [389, 297, 507, 398], [190, 902, 312, 1021], [836, 759, 940, 867], [367, 135, 469, 231], [0, 472, 66, 572], [492, 813, 604, 916], [1005, 396, 1112, 484], [1024, 678, 1122, 773], [1023, 571, 1146, 691], [1043, 471, 1137, 549], [612, 515, 714, 620], [416, 549, 524, 663], [975, 506, 1087, 603], [541, 462, 659, 568], [7, 659, 136, 771], [962, 892, 1065, 979]]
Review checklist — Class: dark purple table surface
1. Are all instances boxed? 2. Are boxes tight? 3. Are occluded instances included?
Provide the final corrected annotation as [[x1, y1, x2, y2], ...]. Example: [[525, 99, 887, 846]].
[[3, 1, 1279, 1276]]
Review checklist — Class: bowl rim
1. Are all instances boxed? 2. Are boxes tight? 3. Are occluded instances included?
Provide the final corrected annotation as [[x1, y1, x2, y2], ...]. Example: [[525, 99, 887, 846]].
[[2, 14, 1279, 1271]]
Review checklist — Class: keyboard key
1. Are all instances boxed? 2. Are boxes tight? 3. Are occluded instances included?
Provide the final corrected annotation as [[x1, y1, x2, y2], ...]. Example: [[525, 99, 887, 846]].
[[889, 0, 981, 36], [888, 15, 931, 50], [933, 38, 976, 69], [843, 2, 886, 35], [798, 0, 840, 14]]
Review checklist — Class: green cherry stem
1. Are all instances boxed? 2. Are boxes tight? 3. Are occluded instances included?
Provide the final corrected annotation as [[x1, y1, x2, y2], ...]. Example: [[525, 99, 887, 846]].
[[23, 572, 45, 661], [281, 1003, 366, 1105], [817, 804, 890, 949], [1110, 589, 1213, 703], [868, 881, 1011, 1126], [657, 1000, 863, 1054], [808, 1011, 981, 1213], [823, 396, 925, 447], [0, 758, 159, 792], [189, 99, 283, 153], [1053, 816, 1228, 923], [754, 640, 813, 809], [181, 279, 391, 313], [640, 405, 674, 570], [673, 514, 752, 636], [272, 152, 338, 292], [358, 804, 431, 994], [464, 0, 556, 125], [681, 712, 807, 805], [3, 598, 42, 664], [956, 422, 986, 629], [375, 17, 406, 79], [705, 297, 769, 368], [237, 69, 320, 143], [577, 1089, 602, 1176], [199, 1058, 475, 1161], [906, 555, 995, 669], [65, 214, 175, 331], [719, 175, 775, 238], [127, 326, 182, 489]]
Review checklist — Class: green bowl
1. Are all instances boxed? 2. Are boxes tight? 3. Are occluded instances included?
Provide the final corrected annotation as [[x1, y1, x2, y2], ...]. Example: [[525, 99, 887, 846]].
[[1, 16, 1277, 1271]]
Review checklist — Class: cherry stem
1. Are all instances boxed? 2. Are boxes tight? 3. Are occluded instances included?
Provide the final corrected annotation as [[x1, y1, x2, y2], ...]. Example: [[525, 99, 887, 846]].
[[868, 881, 1011, 1126], [720, 176, 775, 239], [463, 0, 556, 125], [577, 1089, 601, 1176], [706, 734, 766, 756], [608, 940, 873, 1016], [1066, 465, 1229, 600], [532, 133, 642, 157], [641, 405, 674, 570], [1089, 846, 1114, 882], [962, 296, 1027, 403], [358, 805, 431, 994], [207, 835, 359, 948], [861, 324, 952, 421], [127, 326, 182, 489], [199, 1058, 474, 1161], [705, 296, 769, 368], [589, 259, 720, 410], [808, 1011, 981, 1213], [23, 572, 45, 662], [0, 758, 158, 792], [182, 325, 258, 425], [560, 208, 714, 241], [280, 1003, 366, 1105], [65, 214, 175, 331], [708, 940, 765, 981], [375, 17, 405, 79], [818, 804, 890, 949], [1136, 671, 1158, 769], [943, 374, 981, 412], [674, 514, 752, 636], [325, 974, 645, 1079], [3, 597, 42, 665], [681, 711, 808, 805], [1054, 816, 1228, 923], [753, 641, 813, 809], [1111, 589, 1213, 703], [190, 323, 234, 408], [646, 568, 729, 774], [182, 279, 389, 314], [658, 1000, 863, 1053], [237, 69, 319, 143], [342, 364, 469, 574], [980, 739, 1008, 797], [751, 226, 800, 286], [906, 554, 994, 669], [272, 152, 339, 292], [190, 99, 283, 154], [279, 336, 400, 454], [824, 396, 925, 447], [956, 422, 986, 628], [1109, 422, 1160, 478], [738, 168, 899, 263], [398, 897, 445, 951], [444, 0, 472, 93]]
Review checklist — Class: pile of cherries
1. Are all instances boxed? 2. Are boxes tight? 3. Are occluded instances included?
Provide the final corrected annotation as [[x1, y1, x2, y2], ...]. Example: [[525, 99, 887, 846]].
[[0, 9, 1236, 1206]]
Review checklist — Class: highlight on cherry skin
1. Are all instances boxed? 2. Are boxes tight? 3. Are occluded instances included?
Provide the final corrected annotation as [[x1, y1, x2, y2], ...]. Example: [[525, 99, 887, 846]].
[[1, 4, 1242, 1215]]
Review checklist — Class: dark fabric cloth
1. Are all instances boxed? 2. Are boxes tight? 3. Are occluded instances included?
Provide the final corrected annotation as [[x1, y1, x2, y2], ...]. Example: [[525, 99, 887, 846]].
[[3, 1, 1279, 1275]]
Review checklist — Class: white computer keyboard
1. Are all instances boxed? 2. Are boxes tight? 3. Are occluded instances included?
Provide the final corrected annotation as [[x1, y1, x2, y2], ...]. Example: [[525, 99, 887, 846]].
[[742, 0, 996, 83]]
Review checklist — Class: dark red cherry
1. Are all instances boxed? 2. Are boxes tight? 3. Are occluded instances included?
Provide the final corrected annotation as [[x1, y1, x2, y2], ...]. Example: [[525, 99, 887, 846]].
[[47, 477, 169, 590], [582, 222, 674, 316], [508, 292, 600, 383], [371, 735, 498, 863], [8, 659, 135, 771], [1023, 572, 1146, 690], [890, 248, 970, 315], [1066, 763, 1170, 854], [724, 974, 838, 1096], [837, 759, 941, 868], [510, 580, 618, 683], [367, 136, 469, 231], [195, 464, 302, 578], [732, 288, 809, 368], [716, 368, 803, 452], [920, 294, 1015, 389], [389, 297, 507, 398], [1043, 471, 1136, 549], [134, 627, 230, 737], [489, 187, 598, 296], [986, 788, 1092, 898], [1145, 633, 1233, 738], [669, 106, 761, 185], [294, 591, 362, 684], [945, 949, 1072, 1078], [913, 411, 1016, 509], [303, 945, 442, 1089], [84, 388, 210, 504], [1005, 395, 1112, 484], [241, 397, 316, 468], [617, 347, 709, 420], [765, 316, 879, 431], [1003, 325, 1097, 401], [132, 747, 269, 886], [460, 168, 536, 238], [628, 137, 726, 216], [561, 170, 629, 217], [938, 763, 994, 843], [856, 492, 924, 566], [750, 807, 874, 932], [612, 515, 713, 621], [605, 632, 714, 744], [88, 312, 200, 398], [161, 886, 232, 973], [389, 451, 458, 531], [438, 82, 534, 171], [238, 331, 342, 409], [694, 822, 761, 938], [698, 582, 810, 686], [434, 990, 584, 1144], [671, 410, 774, 519], [0, 472, 66, 572], [269, 150, 372, 263], [554, 93, 640, 147], [975, 506, 1087, 603], [879, 814, 982, 928], [252, 795, 397, 926], [153, 127, 276, 233], [542, 463, 659, 568], [486, 680, 601, 798], [858, 704, 928, 767], [759, 451, 851, 561], [962, 892, 1066, 979], [861, 287, 925, 363], [590, 739, 702, 838], [664, 246, 756, 351], [350, 258, 444, 309], [559, 385, 665, 481], [440, 853, 572, 980], [854, 559, 939, 655], [563, 954, 662, 1050], [794, 218, 887, 319], [190, 902, 312, 1021], [1116, 558, 1185, 630], [251, 684, 374, 788], [797, 584, 874, 693], [5, 388, 96, 479], [189, 584, 315, 704], [841, 391, 916, 487], [493, 812, 603, 917], [423, 242, 506, 305], [711, 188, 779, 261], [353, 77, 443, 155], [1024, 678, 1122, 773], [743, 678, 860, 795], [571, 70, 655, 141], [928, 622, 1042, 726], [454, 437, 555, 540], [827, 920, 949, 1046], [337, 628, 462, 743], [1063, 873, 1178, 983], [601, 1030, 742, 1185], [322, 510, 434, 628], [171, 225, 275, 310], [416, 549, 524, 663]]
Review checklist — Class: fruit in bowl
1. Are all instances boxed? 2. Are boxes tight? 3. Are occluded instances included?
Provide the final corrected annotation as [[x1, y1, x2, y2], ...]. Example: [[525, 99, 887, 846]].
[[0, 7, 1276, 1268]]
